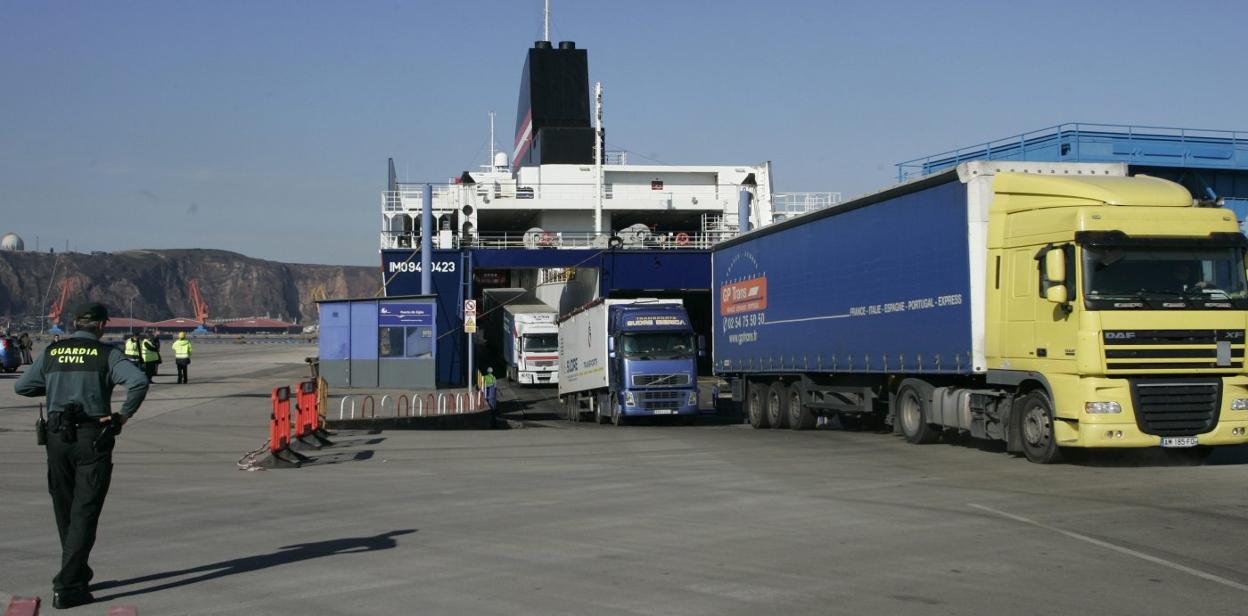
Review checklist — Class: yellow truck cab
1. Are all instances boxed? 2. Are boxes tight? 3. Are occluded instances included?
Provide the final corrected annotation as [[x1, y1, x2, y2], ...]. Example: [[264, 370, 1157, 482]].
[[986, 167, 1248, 460]]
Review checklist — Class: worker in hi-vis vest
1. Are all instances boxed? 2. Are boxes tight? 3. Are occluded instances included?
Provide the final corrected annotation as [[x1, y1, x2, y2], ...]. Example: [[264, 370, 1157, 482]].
[[171, 332, 192, 384]]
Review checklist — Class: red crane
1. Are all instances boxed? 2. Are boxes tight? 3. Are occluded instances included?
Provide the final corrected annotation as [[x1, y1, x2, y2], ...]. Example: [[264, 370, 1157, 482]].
[[47, 278, 73, 324], [189, 279, 209, 325]]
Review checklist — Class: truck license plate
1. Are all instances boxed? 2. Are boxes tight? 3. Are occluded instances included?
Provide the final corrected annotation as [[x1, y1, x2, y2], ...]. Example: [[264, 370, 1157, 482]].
[[652, 409, 673, 415], [1161, 436, 1199, 448]]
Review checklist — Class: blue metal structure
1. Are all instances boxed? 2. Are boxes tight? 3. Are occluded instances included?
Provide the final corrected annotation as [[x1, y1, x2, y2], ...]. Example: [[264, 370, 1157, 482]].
[[897, 123, 1248, 182], [897, 123, 1248, 232]]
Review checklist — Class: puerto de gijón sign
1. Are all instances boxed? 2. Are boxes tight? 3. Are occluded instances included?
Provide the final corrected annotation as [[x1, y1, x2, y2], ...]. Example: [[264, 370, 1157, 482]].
[[379, 303, 434, 326]]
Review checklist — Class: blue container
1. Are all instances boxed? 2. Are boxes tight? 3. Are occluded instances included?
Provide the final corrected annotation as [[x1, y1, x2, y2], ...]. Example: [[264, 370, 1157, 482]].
[[712, 172, 975, 376]]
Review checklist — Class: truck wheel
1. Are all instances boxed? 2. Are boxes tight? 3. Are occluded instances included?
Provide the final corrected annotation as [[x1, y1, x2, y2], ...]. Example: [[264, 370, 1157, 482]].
[[747, 380, 770, 429], [787, 382, 816, 430], [612, 405, 626, 427], [595, 393, 609, 424], [767, 381, 790, 429], [896, 380, 939, 444], [1018, 391, 1064, 464]]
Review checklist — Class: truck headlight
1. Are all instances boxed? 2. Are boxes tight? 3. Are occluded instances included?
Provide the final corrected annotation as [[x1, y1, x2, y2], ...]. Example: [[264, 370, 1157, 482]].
[[1232, 398, 1248, 411], [1085, 401, 1122, 414], [624, 391, 636, 407], [687, 391, 698, 406]]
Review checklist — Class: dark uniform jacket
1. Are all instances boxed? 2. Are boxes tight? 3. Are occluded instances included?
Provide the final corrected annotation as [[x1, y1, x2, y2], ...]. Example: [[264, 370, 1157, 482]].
[[15, 330, 149, 418]]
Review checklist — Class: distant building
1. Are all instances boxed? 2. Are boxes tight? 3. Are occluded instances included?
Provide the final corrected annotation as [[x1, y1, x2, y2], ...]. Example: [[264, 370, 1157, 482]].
[[215, 318, 298, 335], [149, 318, 205, 333], [104, 317, 153, 333], [0, 233, 24, 251]]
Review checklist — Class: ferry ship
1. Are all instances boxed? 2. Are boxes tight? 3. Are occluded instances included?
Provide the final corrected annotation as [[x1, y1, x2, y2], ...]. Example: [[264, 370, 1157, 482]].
[[380, 36, 837, 386]]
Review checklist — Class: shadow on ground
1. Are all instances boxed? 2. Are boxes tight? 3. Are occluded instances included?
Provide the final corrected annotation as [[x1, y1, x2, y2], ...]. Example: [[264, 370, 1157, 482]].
[[92, 530, 416, 600]]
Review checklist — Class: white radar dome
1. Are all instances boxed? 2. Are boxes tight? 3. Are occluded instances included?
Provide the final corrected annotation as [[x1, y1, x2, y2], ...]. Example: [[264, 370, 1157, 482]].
[[0, 232, 23, 251], [493, 151, 509, 168]]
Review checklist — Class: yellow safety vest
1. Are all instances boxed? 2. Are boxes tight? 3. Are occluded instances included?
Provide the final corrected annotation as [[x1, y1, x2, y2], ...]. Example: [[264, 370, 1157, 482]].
[[124, 339, 139, 358], [141, 339, 160, 362], [172, 339, 192, 359]]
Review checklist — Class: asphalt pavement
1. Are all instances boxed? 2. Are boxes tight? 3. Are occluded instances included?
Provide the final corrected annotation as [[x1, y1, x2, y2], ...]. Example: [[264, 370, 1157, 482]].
[[2, 343, 1248, 615]]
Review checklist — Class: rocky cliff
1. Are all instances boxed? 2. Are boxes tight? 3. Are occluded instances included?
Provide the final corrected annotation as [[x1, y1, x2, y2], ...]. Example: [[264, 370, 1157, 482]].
[[0, 249, 380, 326]]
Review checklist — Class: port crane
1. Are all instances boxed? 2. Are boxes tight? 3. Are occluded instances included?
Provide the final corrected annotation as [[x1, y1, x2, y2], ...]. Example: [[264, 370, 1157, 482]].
[[189, 279, 210, 334]]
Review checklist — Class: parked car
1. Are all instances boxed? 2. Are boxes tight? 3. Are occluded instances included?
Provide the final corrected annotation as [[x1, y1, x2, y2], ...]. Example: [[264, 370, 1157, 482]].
[[0, 336, 21, 373]]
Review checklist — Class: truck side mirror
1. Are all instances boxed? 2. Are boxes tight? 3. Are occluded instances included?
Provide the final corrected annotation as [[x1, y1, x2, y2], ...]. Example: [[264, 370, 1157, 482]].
[[1045, 285, 1068, 304], [608, 337, 616, 358], [1045, 248, 1066, 284]]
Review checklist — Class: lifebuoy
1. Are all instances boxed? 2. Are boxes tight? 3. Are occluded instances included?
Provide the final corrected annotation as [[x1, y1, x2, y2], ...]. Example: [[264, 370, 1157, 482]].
[[540, 232, 556, 246], [675, 232, 690, 246]]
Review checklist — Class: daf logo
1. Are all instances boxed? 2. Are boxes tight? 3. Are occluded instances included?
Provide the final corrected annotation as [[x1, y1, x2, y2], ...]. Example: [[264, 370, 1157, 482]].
[[1104, 332, 1135, 340]]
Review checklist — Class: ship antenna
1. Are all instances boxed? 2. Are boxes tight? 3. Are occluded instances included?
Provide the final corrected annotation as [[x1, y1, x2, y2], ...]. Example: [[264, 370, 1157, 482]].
[[543, 0, 550, 42], [489, 111, 496, 168]]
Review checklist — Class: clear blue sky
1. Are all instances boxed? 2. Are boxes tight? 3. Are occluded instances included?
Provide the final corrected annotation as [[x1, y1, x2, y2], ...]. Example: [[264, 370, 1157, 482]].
[[3, 0, 1245, 266]]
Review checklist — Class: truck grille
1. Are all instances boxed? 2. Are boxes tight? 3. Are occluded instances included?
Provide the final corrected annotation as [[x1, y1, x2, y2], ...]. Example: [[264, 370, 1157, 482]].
[[639, 390, 685, 410], [1129, 379, 1220, 436], [632, 373, 691, 387], [530, 360, 557, 368], [1103, 330, 1244, 373]]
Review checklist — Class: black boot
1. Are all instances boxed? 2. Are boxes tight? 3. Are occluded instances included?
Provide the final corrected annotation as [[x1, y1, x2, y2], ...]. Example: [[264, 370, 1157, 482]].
[[52, 590, 94, 609]]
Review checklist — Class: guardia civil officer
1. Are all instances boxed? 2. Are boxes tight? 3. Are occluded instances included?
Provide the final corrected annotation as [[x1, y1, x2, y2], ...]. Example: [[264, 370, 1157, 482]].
[[14, 303, 149, 610]]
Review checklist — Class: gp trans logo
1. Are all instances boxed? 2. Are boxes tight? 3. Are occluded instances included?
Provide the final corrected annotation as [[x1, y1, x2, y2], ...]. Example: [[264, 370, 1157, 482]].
[[720, 276, 767, 316]]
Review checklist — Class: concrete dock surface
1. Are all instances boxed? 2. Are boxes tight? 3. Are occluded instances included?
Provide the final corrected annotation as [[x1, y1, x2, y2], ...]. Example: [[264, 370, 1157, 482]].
[[3, 343, 1248, 614]]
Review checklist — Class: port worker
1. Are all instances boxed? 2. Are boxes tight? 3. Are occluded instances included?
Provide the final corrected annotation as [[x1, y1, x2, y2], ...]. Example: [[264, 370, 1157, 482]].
[[483, 367, 498, 411], [19, 331, 34, 364], [172, 332, 192, 384], [14, 302, 149, 610], [140, 333, 160, 381], [124, 333, 141, 364]]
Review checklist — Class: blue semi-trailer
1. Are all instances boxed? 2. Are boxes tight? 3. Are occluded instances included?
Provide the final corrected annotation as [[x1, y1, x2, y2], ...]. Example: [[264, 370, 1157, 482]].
[[558, 299, 700, 425], [713, 161, 1248, 462]]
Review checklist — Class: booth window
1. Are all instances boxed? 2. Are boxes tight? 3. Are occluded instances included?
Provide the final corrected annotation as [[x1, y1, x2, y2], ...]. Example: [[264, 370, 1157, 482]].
[[379, 327, 406, 358]]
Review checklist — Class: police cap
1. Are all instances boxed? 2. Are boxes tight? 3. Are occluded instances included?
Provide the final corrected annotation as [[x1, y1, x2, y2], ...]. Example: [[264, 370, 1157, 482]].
[[74, 302, 110, 322]]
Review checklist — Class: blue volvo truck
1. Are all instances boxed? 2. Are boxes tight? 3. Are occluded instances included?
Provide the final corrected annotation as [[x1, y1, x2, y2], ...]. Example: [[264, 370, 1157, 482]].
[[558, 299, 700, 425]]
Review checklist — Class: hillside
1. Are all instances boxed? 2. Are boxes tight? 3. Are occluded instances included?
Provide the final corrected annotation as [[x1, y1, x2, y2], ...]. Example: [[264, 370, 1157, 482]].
[[0, 249, 380, 326]]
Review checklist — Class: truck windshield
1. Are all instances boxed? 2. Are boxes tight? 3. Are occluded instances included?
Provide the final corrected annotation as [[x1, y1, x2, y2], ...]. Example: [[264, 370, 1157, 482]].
[[621, 333, 695, 359], [522, 334, 558, 353], [1083, 245, 1248, 305]]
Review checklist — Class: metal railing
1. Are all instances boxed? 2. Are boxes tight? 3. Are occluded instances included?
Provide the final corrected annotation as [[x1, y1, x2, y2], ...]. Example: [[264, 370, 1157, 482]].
[[773, 192, 843, 216], [380, 229, 736, 251], [896, 122, 1248, 182]]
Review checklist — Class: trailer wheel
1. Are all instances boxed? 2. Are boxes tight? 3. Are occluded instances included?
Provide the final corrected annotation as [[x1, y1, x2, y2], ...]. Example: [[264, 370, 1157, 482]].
[[787, 382, 816, 430], [896, 380, 939, 444], [1017, 391, 1064, 464], [563, 396, 578, 423], [746, 380, 770, 429], [767, 381, 790, 429]]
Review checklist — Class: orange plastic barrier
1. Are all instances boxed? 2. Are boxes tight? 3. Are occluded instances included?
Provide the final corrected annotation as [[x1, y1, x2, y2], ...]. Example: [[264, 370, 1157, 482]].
[[269, 386, 292, 454]]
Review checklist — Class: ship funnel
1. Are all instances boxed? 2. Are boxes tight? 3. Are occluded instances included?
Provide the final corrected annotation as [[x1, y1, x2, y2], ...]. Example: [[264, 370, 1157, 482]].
[[534, 41, 552, 49], [558, 41, 576, 49]]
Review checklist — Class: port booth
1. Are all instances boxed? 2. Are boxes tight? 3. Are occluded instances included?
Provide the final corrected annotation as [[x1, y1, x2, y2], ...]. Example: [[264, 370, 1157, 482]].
[[316, 295, 437, 389], [381, 249, 714, 386]]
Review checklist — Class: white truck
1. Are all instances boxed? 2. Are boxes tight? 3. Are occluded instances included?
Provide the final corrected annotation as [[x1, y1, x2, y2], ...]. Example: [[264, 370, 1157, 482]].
[[482, 288, 559, 385]]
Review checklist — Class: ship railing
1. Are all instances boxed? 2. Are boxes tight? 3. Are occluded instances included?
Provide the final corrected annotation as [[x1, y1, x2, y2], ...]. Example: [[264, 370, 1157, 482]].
[[381, 230, 740, 251], [382, 183, 769, 211], [772, 192, 843, 216]]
